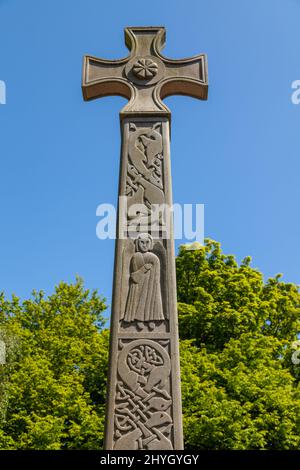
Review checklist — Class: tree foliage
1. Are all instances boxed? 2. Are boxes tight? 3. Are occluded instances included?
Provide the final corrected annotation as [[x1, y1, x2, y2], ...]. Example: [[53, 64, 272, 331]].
[[0, 240, 299, 449], [0, 279, 108, 449], [178, 240, 300, 449]]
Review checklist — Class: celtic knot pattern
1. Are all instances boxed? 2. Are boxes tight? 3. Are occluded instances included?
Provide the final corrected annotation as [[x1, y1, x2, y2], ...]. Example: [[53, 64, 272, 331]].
[[114, 340, 173, 450], [128, 345, 163, 372]]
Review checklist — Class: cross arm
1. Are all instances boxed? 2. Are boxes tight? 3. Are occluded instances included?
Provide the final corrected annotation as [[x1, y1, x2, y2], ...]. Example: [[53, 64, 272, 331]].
[[156, 54, 208, 101], [82, 55, 135, 101]]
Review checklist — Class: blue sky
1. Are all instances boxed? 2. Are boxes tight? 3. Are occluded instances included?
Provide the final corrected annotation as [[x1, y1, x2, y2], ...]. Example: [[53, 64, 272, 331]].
[[0, 0, 299, 312]]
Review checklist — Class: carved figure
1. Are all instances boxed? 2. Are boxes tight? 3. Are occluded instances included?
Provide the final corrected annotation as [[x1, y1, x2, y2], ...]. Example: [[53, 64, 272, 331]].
[[121, 233, 164, 330]]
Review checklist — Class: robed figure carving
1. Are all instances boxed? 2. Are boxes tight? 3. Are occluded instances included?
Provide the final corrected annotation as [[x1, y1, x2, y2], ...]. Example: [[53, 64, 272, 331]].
[[122, 233, 164, 330]]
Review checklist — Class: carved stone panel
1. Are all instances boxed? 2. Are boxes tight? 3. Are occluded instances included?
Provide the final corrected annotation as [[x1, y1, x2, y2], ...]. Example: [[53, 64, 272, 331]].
[[114, 339, 173, 450], [125, 122, 165, 238], [120, 234, 164, 330]]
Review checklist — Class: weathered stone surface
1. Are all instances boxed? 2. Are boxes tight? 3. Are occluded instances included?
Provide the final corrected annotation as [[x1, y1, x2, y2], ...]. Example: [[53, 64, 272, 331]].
[[82, 26, 208, 117], [82, 26, 208, 450]]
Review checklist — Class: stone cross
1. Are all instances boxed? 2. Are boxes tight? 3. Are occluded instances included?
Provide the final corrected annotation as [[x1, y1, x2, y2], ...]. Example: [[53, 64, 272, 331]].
[[82, 26, 208, 450]]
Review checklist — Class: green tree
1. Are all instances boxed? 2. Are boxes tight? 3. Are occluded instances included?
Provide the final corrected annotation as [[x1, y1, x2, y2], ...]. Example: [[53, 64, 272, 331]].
[[178, 239, 300, 449], [0, 279, 108, 449]]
